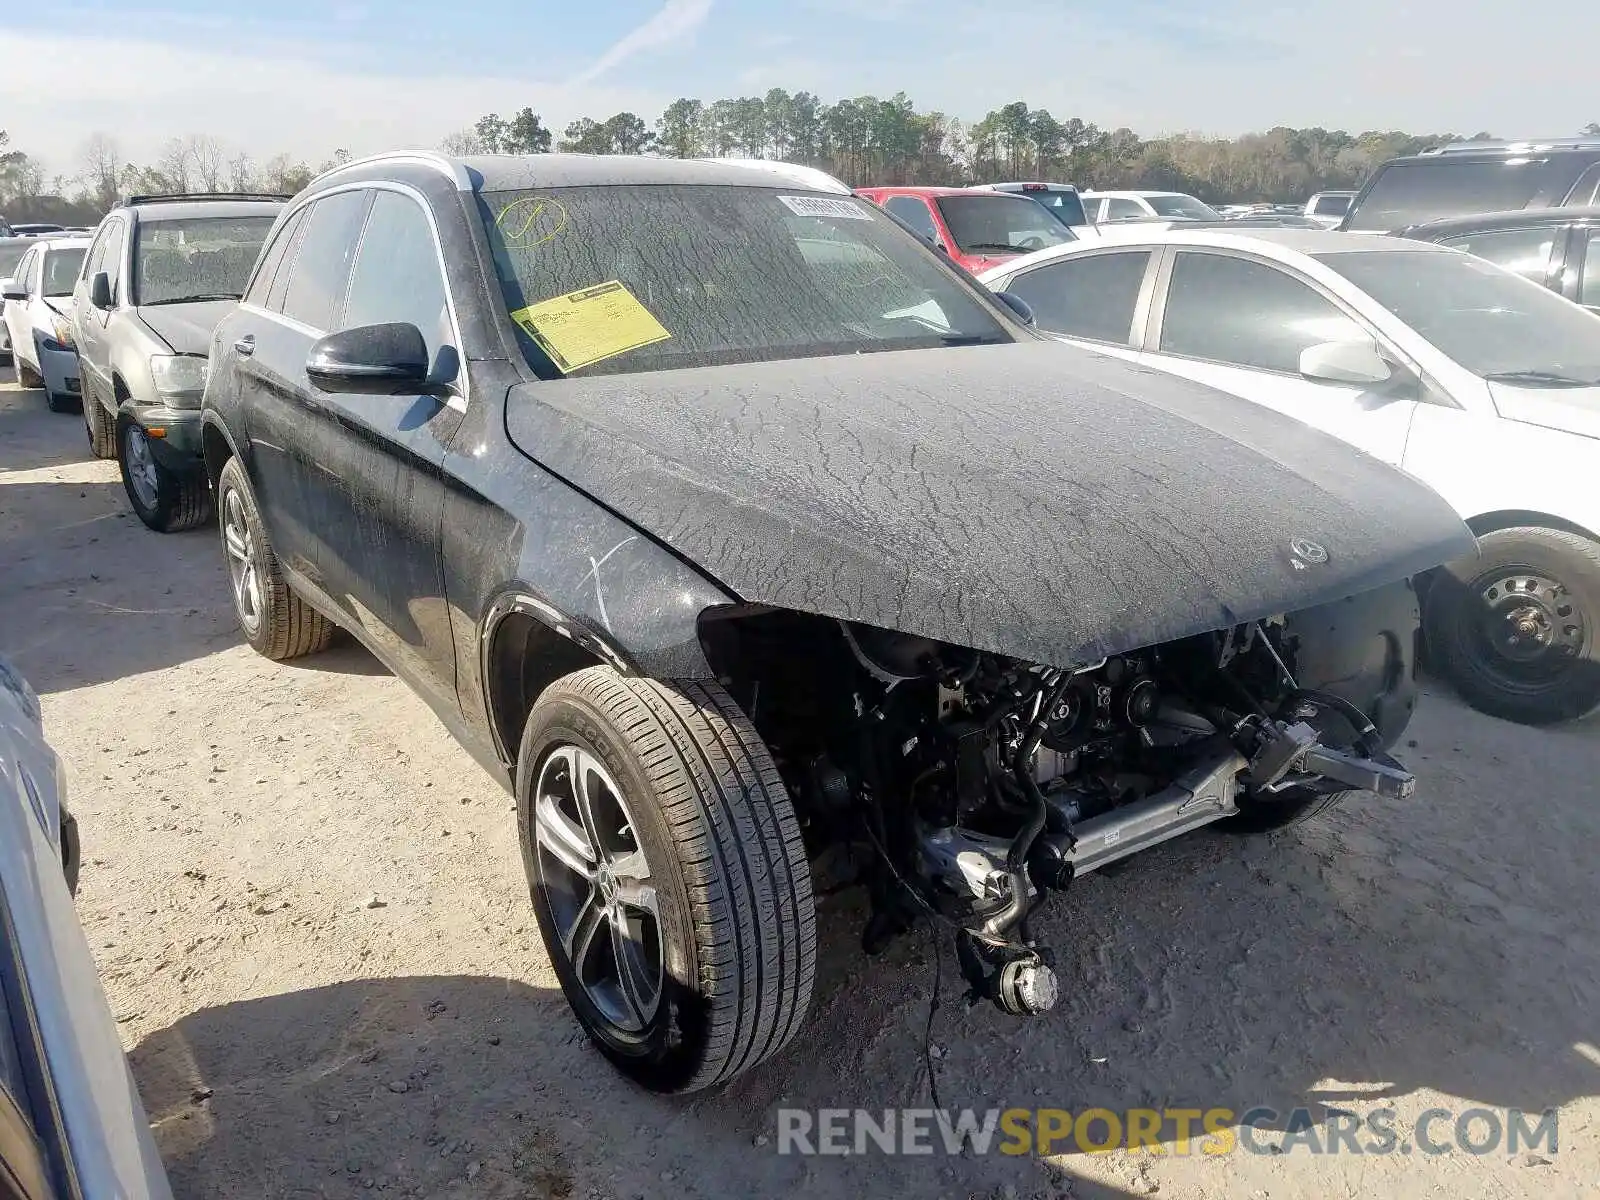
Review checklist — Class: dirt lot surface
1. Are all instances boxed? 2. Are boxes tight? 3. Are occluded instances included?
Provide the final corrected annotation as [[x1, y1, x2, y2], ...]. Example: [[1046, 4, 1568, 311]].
[[2, 373, 1598, 1200]]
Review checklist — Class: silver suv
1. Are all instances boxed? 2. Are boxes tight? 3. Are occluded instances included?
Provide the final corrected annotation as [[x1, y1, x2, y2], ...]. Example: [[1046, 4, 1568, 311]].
[[72, 193, 284, 532]]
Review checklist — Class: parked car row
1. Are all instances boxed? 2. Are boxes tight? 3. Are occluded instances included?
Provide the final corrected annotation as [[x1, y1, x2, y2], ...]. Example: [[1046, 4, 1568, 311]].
[[0, 142, 1591, 1122]]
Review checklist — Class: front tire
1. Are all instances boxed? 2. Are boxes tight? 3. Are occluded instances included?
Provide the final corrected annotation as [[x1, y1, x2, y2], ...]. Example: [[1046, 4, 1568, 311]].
[[516, 668, 816, 1093], [117, 415, 211, 532], [1425, 525, 1600, 725], [82, 378, 116, 458], [216, 456, 334, 660]]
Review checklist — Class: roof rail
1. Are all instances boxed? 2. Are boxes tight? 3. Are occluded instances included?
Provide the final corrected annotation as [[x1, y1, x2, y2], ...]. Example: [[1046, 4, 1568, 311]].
[[1420, 137, 1600, 156], [307, 150, 472, 191], [122, 191, 291, 205]]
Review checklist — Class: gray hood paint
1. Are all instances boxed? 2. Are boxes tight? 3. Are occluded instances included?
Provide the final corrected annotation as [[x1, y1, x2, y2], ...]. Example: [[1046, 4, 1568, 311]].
[[505, 342, 1474, 667], [135, 299, 237, 355]]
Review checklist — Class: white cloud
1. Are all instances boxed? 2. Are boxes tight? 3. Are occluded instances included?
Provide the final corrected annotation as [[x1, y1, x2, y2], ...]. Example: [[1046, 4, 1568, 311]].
[[570, 0, 716, 86], [3, 30, 668, 179]]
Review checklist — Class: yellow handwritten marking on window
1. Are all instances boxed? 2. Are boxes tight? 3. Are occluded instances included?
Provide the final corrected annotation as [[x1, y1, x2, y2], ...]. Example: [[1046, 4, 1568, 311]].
[[509, 281, 672, 373], [496, 196, 569, 248]]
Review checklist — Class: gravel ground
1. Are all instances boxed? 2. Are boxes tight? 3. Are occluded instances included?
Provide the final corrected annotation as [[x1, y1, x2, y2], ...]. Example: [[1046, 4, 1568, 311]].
[[2, 372, 1597, 1200]]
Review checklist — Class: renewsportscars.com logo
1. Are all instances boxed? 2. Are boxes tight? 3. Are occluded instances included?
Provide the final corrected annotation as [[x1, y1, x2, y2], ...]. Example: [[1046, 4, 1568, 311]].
[[775, 1106, 1560, 1158]]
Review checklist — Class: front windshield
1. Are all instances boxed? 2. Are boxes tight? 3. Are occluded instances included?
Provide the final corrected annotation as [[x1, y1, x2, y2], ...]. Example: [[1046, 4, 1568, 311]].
[[133, 216, 274, 305], [1147, 195, 1222, 221], [1319, 248, 1600, 385], [42, 248, 86, 296], [934, 195, 1075, 254], [478, 185, 1014, 378]]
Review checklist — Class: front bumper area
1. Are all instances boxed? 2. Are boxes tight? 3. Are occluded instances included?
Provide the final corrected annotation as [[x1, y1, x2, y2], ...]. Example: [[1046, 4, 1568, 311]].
[[38, 342, 81, 398], [125, 404, 205, 473]]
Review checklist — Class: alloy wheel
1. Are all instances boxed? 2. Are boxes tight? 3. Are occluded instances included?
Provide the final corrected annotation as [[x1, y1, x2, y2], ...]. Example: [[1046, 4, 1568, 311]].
[[533, 744, 663, 1034], [222, 487, 263, 635], [124, 425, 161, 512]]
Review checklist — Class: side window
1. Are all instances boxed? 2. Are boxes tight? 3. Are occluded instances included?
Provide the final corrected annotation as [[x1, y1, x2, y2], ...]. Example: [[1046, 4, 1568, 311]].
[[280, 190, 371, 330], [1582, 230, 1600, 308], [1562, 163, 1600, 207], [1158, 252, 1365, 373], [1004, 251, 1152, 344], [244, 208, 304, 308], [81, 224, 111, 283], [340, 191, 453, 365], [1104, 197, 1145, 221], [13, 249, 36, 293], [1437, 227, 1557, 285], [100, 219, 127, 301], [884, 196, 938, 242]]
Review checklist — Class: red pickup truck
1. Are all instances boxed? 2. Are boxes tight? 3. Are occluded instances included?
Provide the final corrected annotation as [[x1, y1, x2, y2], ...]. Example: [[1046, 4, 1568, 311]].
[[855, 185, 1076, 273]]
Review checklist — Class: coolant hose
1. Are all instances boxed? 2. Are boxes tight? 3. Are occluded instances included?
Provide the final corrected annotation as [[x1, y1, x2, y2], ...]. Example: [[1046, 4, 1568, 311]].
[[1007, 672, 1075, 871]]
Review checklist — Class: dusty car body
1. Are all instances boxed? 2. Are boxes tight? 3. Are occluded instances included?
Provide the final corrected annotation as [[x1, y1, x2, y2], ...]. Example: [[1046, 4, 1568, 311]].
[[200, 151, 1473, 1094]]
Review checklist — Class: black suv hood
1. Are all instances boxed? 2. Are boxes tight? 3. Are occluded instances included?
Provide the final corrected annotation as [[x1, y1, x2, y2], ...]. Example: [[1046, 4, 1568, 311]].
[[505, 342, 1473, 667], [135, 300, 237, 354]]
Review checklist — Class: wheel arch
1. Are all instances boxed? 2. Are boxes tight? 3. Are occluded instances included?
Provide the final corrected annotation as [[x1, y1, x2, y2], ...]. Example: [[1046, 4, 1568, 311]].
[[479, 593, 637, 770], [201, 413, 242, 490], [1465, 509, 1600, 545]]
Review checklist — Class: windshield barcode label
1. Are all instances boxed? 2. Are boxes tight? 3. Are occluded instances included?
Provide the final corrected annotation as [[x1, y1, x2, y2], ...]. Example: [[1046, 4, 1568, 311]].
[[778, 194, 873, 220]]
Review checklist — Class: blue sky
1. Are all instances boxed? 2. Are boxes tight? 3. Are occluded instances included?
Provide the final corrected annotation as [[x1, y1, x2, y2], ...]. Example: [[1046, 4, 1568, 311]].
[[6, 1, 1598, 178]]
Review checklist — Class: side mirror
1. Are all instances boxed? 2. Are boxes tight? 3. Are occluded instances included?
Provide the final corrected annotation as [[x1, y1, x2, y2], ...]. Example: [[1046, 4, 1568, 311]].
[[89, 271, 112, 310], [307, 322, 434, 395], [994, 291, 1037, 327], [0, 278, 24, 302], [1298, 340, 1392, 386]]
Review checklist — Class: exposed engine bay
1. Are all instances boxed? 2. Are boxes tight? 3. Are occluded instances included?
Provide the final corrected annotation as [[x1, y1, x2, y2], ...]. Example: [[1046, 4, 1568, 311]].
[[701, 580, 1420, 1019]]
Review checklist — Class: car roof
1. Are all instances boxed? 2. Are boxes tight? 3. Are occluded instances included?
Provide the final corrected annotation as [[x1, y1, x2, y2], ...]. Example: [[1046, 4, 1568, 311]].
[[308, 151, 854, 196], [978, 226, 1452, 279], [855, 184, 977, 197], [1400, 205, 1600, 238], [1081, 190, 1190, 199], [116, 197, 287, 221], [34, 236, 93, 250]]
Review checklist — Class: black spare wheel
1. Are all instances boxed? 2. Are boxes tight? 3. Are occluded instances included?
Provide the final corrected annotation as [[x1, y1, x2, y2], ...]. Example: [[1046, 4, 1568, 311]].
[[216, 456, 335, 660], [116, 415, 211, 532], [1426, 525, 1600, 725], [516, 667, 815, 1093]]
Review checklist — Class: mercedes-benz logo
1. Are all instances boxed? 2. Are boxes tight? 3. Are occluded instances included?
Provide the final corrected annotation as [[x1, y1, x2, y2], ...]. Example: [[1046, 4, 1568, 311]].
[[1290, 537, 1329, 564]]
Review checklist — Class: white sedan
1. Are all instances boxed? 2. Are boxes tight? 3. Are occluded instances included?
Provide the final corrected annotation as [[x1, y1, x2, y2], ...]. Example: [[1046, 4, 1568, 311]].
[[1, 235, 90, 411], [981, 228, 1600, 725]]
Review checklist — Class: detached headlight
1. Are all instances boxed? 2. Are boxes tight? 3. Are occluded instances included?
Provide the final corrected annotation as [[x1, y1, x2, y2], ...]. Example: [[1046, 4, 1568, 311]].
[[149, 353, 209, 402], [42, 316, 75, 352]]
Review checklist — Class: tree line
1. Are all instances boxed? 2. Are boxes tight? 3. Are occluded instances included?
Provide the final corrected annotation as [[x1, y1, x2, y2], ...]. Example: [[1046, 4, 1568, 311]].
[[5, 99, 1600, 226]]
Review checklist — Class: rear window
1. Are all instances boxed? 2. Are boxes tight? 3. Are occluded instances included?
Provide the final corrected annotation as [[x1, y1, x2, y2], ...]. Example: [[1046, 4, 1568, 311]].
[[1347, 158, 1587, 231], [0, 242, 26, 277], [1310, 194, 1352, 217], [934, 194, 1075, 255], [41, 248, 86, 296]]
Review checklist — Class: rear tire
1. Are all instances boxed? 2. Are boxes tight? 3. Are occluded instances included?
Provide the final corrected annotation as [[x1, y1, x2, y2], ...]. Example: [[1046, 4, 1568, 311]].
[[516, 667, 816, 1093], [82, 377, 116, 459], [216, 456, 334, 660], [117, 415, 211, 532], [17, 359, 42, 389], [1425, 526, 1600, 725]]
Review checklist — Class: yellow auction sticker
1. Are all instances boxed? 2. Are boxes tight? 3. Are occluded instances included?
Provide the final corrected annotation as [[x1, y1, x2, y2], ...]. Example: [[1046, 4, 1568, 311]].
[[509, 281, 671, 373]]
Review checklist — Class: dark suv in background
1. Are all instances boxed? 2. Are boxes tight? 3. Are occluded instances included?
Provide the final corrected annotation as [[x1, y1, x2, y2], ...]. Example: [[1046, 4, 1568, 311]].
[[71, 192, 284, 532], [1341, 137, 1600, 232]]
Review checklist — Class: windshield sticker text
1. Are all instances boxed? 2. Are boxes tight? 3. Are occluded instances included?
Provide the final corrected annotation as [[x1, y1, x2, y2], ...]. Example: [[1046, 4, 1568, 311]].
[[509, 281, 672, 373], [778, 195, 873, 221]]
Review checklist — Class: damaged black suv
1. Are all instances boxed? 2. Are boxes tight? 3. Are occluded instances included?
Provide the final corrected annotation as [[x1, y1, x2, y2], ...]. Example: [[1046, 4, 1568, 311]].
[[200, 152, 1473, 1093]]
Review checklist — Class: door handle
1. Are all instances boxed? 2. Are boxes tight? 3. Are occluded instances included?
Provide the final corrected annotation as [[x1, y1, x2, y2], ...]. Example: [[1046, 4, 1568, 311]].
[[234, 334, 255, 356]]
